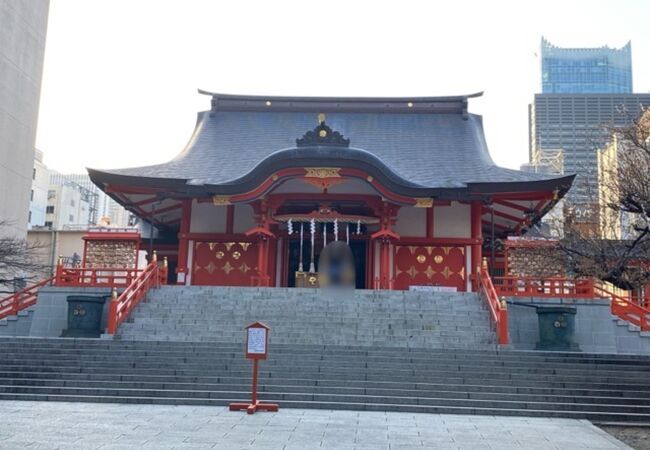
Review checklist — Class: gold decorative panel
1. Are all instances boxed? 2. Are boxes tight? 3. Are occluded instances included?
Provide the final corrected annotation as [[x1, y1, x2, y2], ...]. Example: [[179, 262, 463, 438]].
[[304, 167, 341, 178]]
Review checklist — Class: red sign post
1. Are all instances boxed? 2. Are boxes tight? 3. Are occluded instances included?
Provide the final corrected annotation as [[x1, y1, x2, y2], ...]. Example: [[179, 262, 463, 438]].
[[229, 321, 279, 414]]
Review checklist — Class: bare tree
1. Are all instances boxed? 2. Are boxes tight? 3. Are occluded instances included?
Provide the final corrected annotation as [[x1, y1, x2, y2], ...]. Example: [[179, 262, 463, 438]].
[[545, 108, 650, 292], [0, 221, 50, 294]]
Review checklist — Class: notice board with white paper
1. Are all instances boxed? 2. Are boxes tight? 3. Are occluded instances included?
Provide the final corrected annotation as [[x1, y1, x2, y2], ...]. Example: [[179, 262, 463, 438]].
[[247, 327, 267, 355]]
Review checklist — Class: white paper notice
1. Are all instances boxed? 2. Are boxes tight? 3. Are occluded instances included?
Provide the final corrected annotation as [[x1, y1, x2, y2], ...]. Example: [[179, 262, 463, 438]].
[[247, 327, 267, 354]]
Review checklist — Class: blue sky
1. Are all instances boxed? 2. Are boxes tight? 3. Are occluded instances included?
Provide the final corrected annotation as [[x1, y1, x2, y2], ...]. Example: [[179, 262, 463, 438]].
[[36, 0, 650, 173]]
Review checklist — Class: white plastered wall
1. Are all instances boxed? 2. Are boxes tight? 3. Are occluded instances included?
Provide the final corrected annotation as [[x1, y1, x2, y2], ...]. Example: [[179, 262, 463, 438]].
[[233, 204, 255, 233], [190, 201, 226, 233], [394, 207, 426, 237], [433, 202, 471, 238]]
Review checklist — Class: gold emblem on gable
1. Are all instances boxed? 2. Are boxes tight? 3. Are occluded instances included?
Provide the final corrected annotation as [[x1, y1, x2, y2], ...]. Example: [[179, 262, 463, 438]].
[[304, 167, 341, 178], [414, 198, 433, 208], [212, 195, 232, 206]]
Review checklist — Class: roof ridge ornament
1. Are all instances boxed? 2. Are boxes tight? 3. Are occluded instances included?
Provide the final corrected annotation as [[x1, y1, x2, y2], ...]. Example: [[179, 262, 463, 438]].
[[296, 114, 350, 148]]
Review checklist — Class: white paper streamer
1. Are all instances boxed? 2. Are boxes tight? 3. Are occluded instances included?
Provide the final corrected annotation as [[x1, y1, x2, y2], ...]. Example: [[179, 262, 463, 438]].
[[334, 218, 338, 241], [323, 223, 327, 247], [287, 218, 293, 235], [346, 222, 350, 245], [356, 219, 361, 235], [309, 218, 316, 272], [299, 222, 304, 272]]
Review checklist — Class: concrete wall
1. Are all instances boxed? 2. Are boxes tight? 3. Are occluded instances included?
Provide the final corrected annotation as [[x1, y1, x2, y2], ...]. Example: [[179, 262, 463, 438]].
[[29, 286, 113, 337], [27, 229, 86, 270], [0, 0, 49, 238], [508, 297, 650, 354]]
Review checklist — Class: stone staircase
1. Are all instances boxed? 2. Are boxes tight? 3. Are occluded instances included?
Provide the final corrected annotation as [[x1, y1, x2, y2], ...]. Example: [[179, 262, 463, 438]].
[[116, 286, 498, 349], [2, 286, 650, 422], [0, 307, 35, 337], [1, 337, 650, 422]]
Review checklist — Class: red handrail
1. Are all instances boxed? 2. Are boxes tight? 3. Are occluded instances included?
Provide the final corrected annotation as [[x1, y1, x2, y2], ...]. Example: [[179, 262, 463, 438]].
[[0, 276, 55, 320], [477, 264, 509, 345], [55, 266, 144, 287], [595, 285, 650, 332], [106, 261, 164, 335], [492, 276, 595, 298]]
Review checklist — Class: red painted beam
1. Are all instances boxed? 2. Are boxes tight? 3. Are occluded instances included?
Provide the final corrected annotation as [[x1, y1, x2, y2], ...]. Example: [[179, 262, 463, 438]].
[[493, 199, 529, 212], [139, 203, 183, 218]]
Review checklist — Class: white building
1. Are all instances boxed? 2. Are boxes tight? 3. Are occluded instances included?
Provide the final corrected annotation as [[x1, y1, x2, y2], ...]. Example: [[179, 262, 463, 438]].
[[45, 183, 91, 229], [29, 149, 49, 228], [49, 172, 132, 227]]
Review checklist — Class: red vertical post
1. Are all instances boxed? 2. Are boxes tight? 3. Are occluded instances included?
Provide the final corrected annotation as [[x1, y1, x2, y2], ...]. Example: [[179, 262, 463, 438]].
[[257, 237, 269, 286], [426, 206, 434, 239], [250, 359, 258, 408], [470, 201, 483, 292], [380, 240, 390, 289], [176, 199, 192, 285]]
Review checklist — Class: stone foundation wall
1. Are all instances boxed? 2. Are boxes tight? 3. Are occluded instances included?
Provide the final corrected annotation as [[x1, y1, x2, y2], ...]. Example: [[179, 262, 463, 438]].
[[29, 287, 115, 337], [507, 297, 650, 354]]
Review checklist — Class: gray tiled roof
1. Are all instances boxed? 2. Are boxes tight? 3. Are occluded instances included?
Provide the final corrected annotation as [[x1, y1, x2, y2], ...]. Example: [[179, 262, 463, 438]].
[[99, 109, 564, 190]]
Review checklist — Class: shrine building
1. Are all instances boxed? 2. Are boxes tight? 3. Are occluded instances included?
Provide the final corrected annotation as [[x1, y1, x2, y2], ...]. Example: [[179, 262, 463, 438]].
[[88, 92, 574, 292]]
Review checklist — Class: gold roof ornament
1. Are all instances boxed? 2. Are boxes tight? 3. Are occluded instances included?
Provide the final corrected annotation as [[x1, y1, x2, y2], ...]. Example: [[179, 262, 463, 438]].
[[212, 195, 232, 206], [318, 113, 326, 124], [414, 198, 433, 208]]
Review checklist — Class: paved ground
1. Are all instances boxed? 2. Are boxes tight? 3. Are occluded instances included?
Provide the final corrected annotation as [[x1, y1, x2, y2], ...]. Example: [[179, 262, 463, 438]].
[[0, 401, 631, 449]]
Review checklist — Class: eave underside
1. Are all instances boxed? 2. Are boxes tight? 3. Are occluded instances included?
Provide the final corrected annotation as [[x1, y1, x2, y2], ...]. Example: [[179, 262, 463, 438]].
[[89, 167, 572, 238]]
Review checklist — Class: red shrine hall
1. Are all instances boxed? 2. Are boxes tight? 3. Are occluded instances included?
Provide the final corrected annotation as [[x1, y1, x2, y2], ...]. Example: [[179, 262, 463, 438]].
[[88, 92, 574, 292]]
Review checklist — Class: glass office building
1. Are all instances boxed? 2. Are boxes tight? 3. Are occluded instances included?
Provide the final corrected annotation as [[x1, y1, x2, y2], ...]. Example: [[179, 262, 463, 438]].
[[541, 37, 633, 94]]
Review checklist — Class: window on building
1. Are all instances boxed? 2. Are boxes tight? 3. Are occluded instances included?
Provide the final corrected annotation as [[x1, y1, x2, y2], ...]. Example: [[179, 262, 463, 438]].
[[32, 168, 36, 180], [69, 214, 74, 222], [44, 221, 52, 228], [28, 211, 32, 223], [46, 205, 54, 214], [30, 190, 34, 201], [70, 199, 75, 207], [47, 190, 56, 200]]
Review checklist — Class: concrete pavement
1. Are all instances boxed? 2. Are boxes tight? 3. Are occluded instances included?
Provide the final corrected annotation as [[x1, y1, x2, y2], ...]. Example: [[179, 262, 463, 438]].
[[0, 401, 630, 449]]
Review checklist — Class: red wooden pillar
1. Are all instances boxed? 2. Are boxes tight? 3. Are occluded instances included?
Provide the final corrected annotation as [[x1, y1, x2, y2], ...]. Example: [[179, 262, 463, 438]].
[[246, 200, 275, 287], [176, 199, 192, 285], [470, 201, 483, 292], [380, 239, 391, 289], [371, 202, 400, 290]]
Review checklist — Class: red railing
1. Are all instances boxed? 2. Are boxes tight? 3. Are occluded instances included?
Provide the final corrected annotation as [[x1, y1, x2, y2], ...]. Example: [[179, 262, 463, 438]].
[[106, 260, 167, 335], [493, 276, 596, 298], [55, 266, 144, 287], [595, 285, 650, 332], [0, 276, 55, 320], [477, 264, 509, 345]]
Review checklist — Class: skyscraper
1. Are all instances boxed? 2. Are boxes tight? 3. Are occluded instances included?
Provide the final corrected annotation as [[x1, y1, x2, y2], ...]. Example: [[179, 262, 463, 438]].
[[0, 1, 50, 237], [530, 38, 648, 225], [541, 37, 632, 94]]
